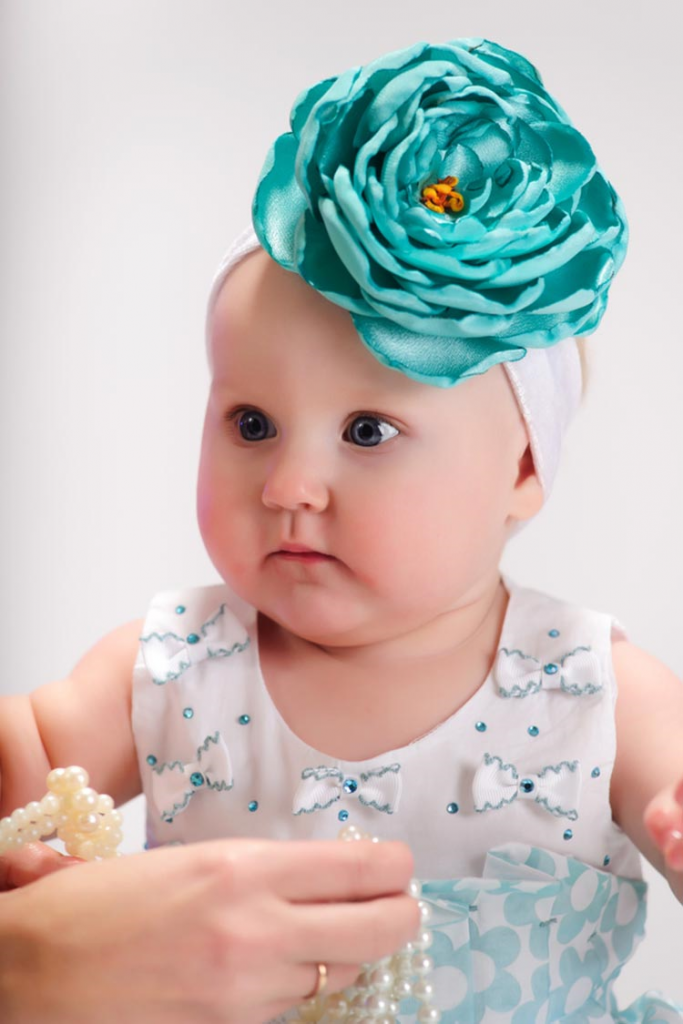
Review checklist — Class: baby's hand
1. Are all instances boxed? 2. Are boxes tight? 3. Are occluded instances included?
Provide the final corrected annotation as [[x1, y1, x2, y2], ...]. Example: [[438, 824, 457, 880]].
[[644, 778, 683, 872]]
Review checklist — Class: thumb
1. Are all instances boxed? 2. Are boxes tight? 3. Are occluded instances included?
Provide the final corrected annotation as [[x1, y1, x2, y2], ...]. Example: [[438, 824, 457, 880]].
[[0, 842, 83, 890]]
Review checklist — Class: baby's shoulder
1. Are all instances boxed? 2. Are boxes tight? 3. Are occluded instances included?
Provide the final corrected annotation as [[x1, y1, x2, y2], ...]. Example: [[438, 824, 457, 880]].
[[611, 637, 683, 717], [502, 577, 624, 673]]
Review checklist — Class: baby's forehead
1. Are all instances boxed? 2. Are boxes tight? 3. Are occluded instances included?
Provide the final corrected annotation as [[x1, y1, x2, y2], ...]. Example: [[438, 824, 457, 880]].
[[212, 271, 516, 418]]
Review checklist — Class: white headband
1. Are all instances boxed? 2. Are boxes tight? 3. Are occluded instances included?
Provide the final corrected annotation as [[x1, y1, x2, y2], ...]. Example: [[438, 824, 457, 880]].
[[206, 227, 582, 499]]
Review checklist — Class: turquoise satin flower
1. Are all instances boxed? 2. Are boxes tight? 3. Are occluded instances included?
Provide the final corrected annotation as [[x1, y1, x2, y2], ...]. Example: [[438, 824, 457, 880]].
[[253, 38, 628, 386]]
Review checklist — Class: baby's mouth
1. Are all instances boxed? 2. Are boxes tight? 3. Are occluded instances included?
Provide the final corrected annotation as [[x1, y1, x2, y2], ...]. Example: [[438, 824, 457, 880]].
[[272, 543, 336, 562]]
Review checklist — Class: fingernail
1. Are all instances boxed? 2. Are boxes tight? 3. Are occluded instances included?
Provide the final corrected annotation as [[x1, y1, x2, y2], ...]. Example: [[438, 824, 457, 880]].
[[665, 846, 683, 871], [664, 832, 683, 870]]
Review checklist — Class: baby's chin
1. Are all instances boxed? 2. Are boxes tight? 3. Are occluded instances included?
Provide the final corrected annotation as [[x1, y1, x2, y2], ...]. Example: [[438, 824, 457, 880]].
[[258, 600, 377, 650]]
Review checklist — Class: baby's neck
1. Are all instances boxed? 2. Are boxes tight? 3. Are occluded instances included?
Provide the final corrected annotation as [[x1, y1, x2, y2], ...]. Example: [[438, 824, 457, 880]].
[[257, 576, 509, 761]]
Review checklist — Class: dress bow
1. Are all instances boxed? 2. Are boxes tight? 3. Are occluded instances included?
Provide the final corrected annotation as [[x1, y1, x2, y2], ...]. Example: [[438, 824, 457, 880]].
[[293, 763, 402, 816], [473, 753, 580, 820], [494, 645, 602, 698], [140, 604, 250, 684], [151, 733, 234, 822]]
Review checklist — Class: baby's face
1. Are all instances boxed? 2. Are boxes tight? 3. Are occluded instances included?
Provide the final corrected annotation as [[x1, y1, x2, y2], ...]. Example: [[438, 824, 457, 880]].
[[198, 250, 538, 647]]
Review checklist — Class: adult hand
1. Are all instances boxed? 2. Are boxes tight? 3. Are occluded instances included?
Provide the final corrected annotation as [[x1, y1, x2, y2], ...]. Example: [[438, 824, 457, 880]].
[[0, 837, 419, 1024]]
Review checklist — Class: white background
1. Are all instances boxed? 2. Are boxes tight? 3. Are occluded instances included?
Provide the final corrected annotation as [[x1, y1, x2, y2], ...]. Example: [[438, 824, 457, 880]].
[[1, 0, 681, 1009]]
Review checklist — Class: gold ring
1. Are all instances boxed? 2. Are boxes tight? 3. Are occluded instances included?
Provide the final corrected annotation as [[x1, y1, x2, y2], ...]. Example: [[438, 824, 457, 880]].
[[306, 962, 328, 1001]]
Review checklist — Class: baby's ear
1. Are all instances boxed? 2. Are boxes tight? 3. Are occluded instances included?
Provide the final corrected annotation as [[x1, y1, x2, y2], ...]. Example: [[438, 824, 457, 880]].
[[509, 443, 544, 524]]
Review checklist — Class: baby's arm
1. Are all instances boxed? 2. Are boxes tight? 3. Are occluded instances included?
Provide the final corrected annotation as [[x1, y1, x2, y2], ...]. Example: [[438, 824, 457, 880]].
[[0, 620, 143, 816], [610, 639, 683, 901]]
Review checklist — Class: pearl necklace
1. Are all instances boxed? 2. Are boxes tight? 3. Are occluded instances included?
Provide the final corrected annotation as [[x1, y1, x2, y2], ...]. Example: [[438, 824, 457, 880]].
[[0, 773, 438, 1022], [291, 823, 439, 1024], [0, 765, 122, 860]]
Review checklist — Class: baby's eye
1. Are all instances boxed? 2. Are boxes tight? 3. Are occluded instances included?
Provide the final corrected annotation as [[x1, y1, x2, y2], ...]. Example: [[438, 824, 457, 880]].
[[234, 409, 276, 442], [345, 415, 399, 448]]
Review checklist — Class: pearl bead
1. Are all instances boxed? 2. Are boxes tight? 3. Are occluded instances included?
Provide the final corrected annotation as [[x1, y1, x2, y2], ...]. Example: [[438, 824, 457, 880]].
[[39, 793, 61, 816], [339, 824, 362, 841], [418, 900, 433, 924], [76, 813, 100, 834], [46, 767, 67, 793], [369, 968, 393, 991], [408, 878, 422, 899], [391, 978, 413, 999], [24, 801, 43, 822], [411, 953, 434, 975], [63, 766, 89, 791], [11, 808, 30, 827], [413, 978, 435, 1000], [414, 928, 433, 950], [365, 994, 390, 1013], [72, 788, 98, 812], [325, 994, 349, 1018], [417, 1006, 442, 1023], [74, 839, 96, 860], [96, 794, 114, 813]]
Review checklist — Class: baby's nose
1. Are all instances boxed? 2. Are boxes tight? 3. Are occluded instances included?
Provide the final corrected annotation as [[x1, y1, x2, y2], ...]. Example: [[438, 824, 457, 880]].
[[261, 446, 330, 513]]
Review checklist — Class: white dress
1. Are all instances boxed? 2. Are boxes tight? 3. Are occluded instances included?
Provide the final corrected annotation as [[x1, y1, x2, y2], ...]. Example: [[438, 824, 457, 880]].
[[132, 577, 683, 1022]]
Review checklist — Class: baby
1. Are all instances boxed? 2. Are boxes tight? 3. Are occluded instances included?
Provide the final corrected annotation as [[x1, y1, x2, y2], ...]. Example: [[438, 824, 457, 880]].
[[1, 36, 683, 1024]]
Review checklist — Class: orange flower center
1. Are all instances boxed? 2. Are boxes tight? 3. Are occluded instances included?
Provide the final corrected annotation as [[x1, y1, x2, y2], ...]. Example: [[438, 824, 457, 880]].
[[420, 176, 465, 215]]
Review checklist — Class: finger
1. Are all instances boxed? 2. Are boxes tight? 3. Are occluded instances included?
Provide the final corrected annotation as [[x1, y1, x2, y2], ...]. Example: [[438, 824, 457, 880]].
[[643, 783, 683, 841], [663, 830, 683, 872], [288, 893, 421, 966], [0, 843, 83, 889], [268, 960, 362, 1012], [246, 838, 415, 903]]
